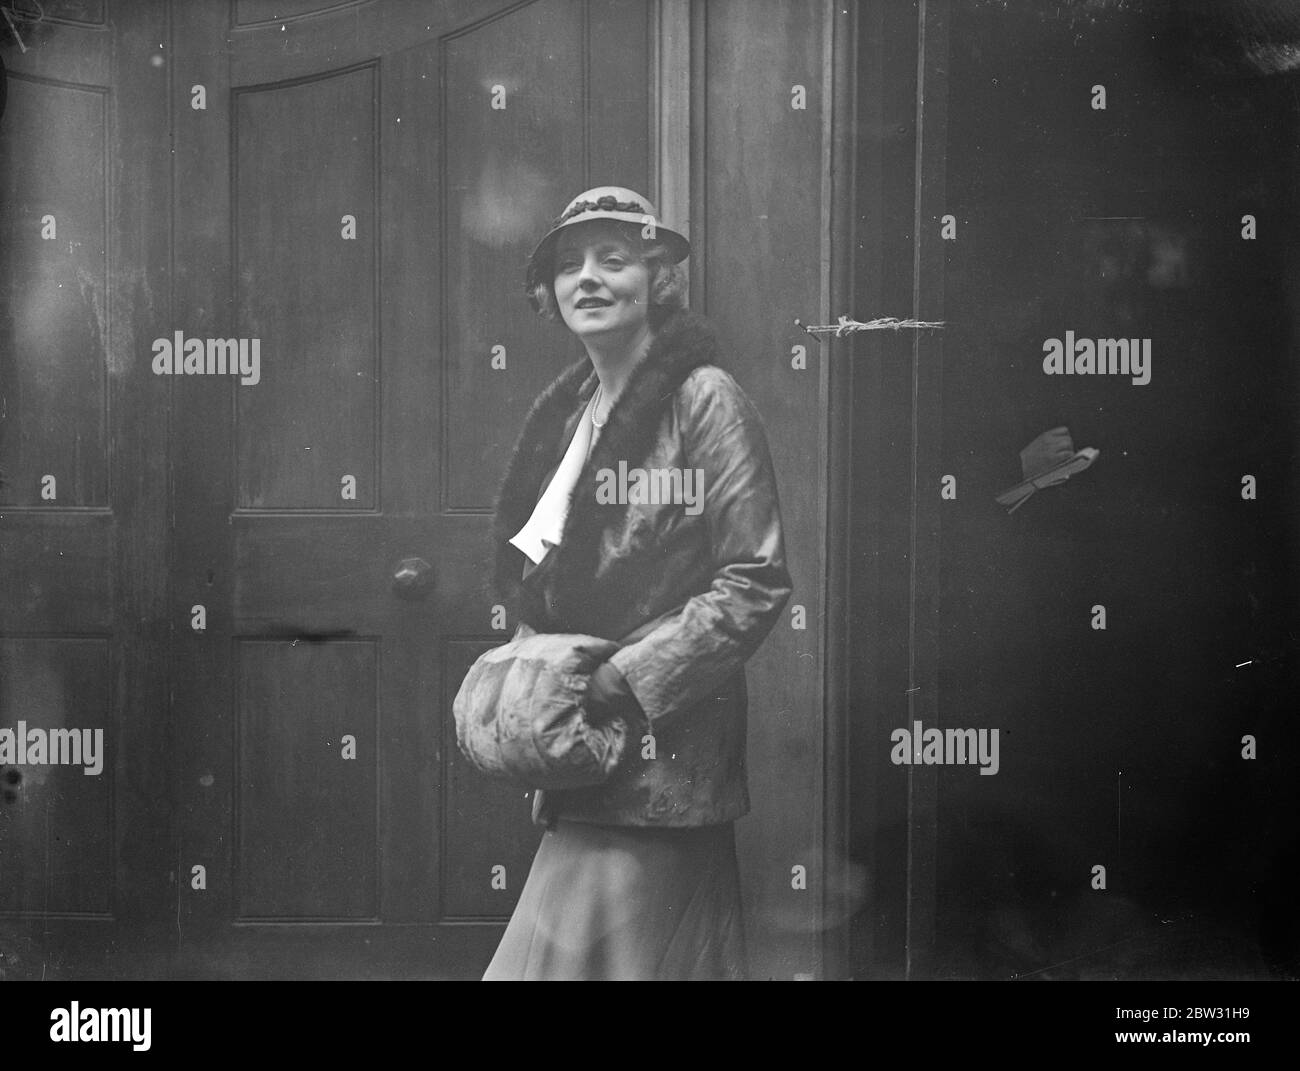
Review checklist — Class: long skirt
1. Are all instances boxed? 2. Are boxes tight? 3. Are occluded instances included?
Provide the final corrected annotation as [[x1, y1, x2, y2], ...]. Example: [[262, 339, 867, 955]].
[[482, 818, 747, 981]]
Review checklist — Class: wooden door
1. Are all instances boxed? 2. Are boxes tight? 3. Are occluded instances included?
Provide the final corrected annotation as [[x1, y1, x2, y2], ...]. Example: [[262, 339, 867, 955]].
[[168, 0, 652, 978], [0, 0, 171, 980]]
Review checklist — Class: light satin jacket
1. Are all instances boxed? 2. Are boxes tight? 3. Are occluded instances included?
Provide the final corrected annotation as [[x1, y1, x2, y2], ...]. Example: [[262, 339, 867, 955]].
[[486, 310, 791, 826]]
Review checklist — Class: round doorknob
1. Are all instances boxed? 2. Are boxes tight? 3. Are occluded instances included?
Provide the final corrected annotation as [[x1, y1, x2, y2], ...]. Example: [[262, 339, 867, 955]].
[[392, 557, 434, 600]]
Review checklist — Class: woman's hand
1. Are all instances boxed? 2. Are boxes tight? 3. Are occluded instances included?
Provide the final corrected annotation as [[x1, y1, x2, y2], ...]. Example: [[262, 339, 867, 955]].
[[584, 661, 645, 727]]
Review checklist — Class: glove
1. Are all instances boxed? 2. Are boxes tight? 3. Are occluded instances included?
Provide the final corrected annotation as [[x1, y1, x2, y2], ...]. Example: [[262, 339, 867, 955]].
[[584, 661, 645, 726]]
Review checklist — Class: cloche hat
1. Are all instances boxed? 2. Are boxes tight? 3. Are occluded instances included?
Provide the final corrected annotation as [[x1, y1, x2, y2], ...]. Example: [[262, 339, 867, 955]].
[[525, 185, 690, 299]]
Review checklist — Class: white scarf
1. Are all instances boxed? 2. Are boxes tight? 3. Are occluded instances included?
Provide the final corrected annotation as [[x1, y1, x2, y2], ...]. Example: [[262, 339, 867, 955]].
[[508, 389, 602, 565]]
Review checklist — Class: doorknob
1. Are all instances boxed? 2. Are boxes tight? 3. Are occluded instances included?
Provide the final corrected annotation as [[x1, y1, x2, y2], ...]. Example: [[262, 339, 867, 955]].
[[392, 557, 434, 600]]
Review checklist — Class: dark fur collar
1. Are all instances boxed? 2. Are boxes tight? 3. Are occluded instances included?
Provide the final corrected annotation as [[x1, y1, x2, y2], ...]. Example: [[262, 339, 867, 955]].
[[487, 310, 723, 630]]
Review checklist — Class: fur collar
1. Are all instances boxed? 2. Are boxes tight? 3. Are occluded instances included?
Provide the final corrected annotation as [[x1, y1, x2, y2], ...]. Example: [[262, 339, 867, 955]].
[[487, 310, 724, 630]]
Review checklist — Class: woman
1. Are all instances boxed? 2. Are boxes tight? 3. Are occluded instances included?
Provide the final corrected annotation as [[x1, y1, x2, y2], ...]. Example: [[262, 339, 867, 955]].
[[482, 186, 791, 980]]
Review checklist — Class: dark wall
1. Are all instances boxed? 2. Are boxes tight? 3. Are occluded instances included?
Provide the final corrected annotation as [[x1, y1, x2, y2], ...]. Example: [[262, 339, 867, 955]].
[[930, 0, 1299, 978]]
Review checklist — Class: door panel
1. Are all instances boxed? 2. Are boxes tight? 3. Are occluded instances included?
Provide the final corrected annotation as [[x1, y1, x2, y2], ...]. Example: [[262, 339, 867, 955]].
[[0, 638, 112, 914], [0, 77, 108, 507], [235, 638, 379, 920], [234, 63, 379, 511]]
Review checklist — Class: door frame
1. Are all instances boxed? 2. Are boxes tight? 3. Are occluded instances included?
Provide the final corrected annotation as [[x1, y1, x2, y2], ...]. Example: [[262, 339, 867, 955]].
[[840, 0, 949, 980], [655, 0, 862, 980]]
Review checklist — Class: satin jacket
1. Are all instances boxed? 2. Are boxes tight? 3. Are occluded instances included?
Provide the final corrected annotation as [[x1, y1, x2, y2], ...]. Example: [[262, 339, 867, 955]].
[[486, 310, 791, 826]]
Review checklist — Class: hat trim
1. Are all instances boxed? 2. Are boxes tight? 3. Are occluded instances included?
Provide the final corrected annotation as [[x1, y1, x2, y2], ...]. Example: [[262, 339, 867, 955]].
[[555, 195, 651, 226]]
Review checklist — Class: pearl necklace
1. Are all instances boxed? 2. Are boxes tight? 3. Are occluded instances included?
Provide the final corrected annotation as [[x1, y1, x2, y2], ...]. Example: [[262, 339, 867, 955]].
[[591, 384, 609, 428]]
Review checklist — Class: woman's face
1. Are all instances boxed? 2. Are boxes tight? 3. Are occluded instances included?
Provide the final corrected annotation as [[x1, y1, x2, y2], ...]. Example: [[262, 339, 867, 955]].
[[552, 221, 652, 341]]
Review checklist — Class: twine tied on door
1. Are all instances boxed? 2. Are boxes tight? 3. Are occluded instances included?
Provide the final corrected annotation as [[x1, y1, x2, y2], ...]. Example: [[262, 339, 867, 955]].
[[795, 315, 946, 338]]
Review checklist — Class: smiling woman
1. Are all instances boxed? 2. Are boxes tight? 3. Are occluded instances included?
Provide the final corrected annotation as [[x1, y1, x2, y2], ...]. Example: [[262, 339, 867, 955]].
[[468, 186, 793, 980], [526, 194, 689, 333]]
